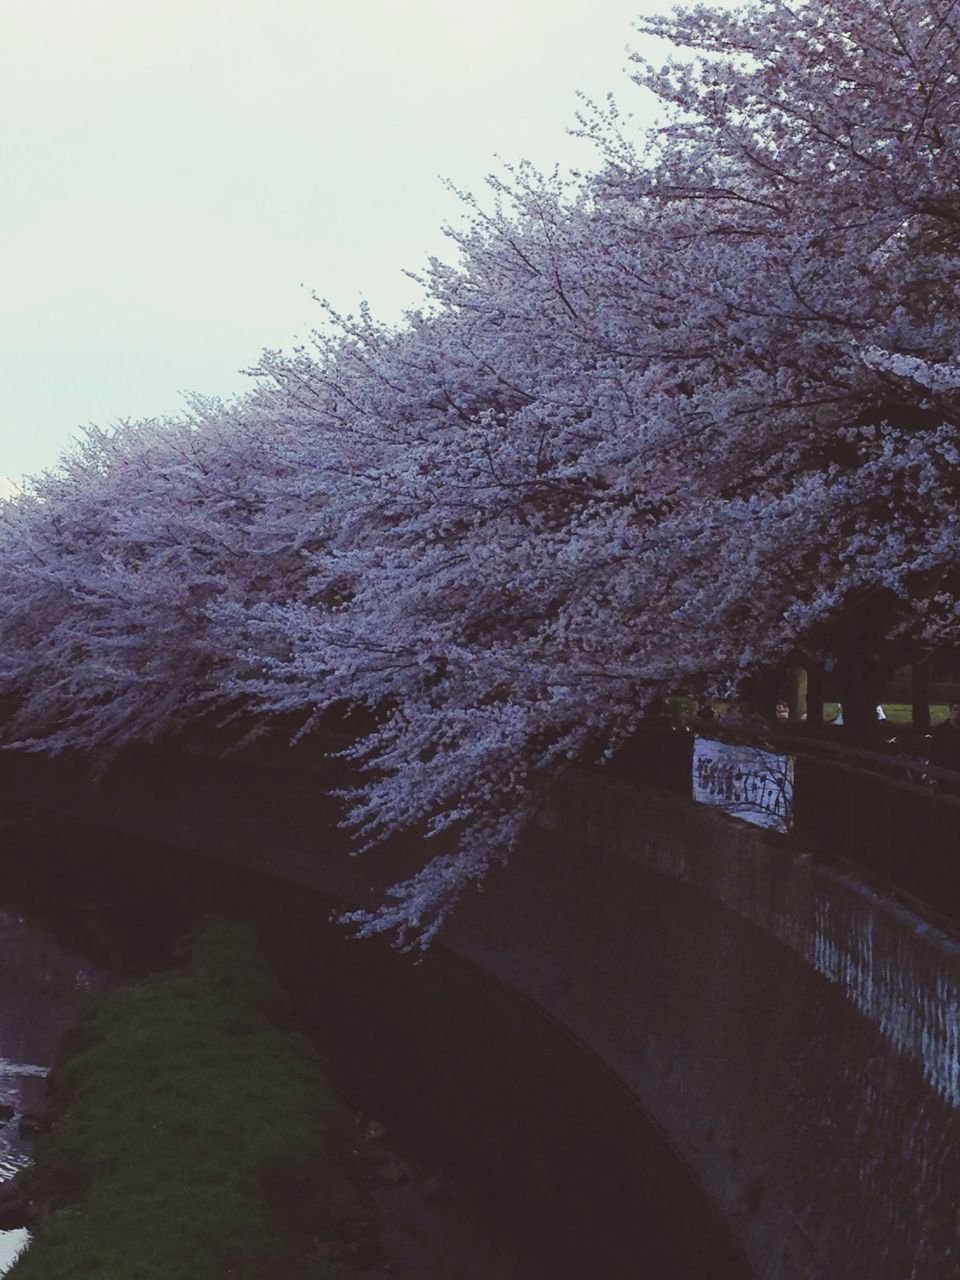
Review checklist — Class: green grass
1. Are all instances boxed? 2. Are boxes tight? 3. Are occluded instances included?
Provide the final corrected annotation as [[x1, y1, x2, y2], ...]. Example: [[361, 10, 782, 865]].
[[824, 702, 947, 726], [10, 922, 367, 1280], [672, 696, 950, 727]]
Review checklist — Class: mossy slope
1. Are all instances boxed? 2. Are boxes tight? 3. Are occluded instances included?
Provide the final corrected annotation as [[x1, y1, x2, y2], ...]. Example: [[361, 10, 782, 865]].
[[10, 921, 367, 1280]]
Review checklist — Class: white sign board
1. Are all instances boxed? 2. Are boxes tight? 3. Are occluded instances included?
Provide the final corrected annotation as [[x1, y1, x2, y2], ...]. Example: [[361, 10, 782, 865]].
[[692, 737, 794, 833]]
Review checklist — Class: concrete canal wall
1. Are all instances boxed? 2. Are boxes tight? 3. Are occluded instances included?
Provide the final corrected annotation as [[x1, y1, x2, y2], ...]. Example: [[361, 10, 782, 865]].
[[2, 744, 958, 1279]]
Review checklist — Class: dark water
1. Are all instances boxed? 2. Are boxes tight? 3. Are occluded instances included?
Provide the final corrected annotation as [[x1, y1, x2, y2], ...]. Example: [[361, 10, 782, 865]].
[[0, 895, 113, 1273], [0, 822, 749, 1280], [0, 913, 106, 1177]]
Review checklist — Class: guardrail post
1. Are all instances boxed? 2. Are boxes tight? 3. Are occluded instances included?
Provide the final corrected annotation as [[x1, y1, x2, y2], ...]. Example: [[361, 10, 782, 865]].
[[912, 662, 931, 734], [806, 663, 824, 727], [929, 787, 939, 904]]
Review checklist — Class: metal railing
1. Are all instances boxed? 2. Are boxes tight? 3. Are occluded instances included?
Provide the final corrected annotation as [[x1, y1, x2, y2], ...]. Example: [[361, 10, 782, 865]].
[[610, 724, 960, 933]]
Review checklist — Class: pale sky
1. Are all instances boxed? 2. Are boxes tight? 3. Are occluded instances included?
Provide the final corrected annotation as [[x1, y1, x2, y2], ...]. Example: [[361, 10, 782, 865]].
[[1, 0, 672, 485]]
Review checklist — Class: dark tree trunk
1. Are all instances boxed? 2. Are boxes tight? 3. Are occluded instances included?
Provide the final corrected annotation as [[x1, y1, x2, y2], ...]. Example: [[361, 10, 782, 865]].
[[836, 616, 877, 739], [786, 666, 807, 721], [912, 662, 931, 734], [743, 669, 779, 720], [806, 663, 824, 727]]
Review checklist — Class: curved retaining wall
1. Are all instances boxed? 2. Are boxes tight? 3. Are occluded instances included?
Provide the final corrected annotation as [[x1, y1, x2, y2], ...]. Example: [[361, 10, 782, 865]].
[[463, 776, 960, 1280], [3, 746, 959, 1278]]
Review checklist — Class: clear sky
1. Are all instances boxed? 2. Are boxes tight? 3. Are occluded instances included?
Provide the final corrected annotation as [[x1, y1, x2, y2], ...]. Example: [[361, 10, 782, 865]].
[[1, 0, 671, 485]]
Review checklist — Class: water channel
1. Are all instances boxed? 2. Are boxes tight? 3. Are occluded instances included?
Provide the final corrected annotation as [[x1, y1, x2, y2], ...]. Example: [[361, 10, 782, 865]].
[[0, 820, 749, 1278], [0, 901, 113, 1273]]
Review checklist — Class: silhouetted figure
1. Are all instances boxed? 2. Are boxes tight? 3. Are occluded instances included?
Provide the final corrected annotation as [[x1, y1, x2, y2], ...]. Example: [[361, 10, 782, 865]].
[[929, 702, 960, 771]]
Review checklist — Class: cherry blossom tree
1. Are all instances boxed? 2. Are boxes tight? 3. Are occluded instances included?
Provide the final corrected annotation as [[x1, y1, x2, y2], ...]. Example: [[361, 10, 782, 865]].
[[2, 0, 959, 943], [0, 395, 338, 755], [244, 0, 960, 939]]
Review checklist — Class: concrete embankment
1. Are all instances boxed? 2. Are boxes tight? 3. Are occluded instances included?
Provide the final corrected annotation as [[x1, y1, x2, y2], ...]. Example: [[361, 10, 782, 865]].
[[4, 744, 959, 1277], [449, 776, 960, 1280]]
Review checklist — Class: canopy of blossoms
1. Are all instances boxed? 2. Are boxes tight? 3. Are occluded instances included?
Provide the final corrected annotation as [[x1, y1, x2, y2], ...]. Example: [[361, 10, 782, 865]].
[[2, 0, 958, 943]]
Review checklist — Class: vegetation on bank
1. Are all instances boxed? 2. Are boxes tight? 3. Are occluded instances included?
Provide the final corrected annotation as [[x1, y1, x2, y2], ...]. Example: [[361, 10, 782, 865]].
[[9, 922, 378, 1279]]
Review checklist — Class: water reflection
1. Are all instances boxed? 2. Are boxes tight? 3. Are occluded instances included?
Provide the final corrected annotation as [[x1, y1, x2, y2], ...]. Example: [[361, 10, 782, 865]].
[[0, 1230, 27, 1274]]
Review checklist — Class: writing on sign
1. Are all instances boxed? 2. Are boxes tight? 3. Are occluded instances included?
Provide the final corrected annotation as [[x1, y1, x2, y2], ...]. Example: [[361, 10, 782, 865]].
[[692, 737, 794, 833]]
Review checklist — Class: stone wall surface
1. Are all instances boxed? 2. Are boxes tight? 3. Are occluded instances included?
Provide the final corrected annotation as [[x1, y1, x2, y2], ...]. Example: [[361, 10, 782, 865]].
[[455, 775, 960, 1280], [3, 745, 959, 1279]]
